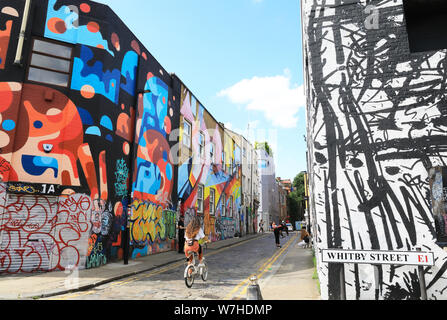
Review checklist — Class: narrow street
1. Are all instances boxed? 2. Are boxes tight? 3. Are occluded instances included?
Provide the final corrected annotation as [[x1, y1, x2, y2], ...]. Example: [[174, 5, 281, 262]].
[[43, 231, 318, 300]]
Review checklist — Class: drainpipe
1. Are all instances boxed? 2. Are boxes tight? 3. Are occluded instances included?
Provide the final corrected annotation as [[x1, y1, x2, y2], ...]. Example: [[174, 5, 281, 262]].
[[14, 0, 32, 66]]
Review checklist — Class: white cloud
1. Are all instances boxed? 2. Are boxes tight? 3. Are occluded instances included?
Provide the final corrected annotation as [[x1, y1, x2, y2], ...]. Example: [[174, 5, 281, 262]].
[[217, 70, 305, 128]]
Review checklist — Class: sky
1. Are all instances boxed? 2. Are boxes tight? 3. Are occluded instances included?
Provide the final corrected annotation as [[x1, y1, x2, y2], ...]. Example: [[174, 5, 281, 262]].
[[95, 0, 306, 181]]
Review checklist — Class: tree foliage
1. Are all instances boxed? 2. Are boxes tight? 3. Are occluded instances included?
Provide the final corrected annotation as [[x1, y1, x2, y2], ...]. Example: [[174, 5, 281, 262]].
[[287, 172, 307, 223]]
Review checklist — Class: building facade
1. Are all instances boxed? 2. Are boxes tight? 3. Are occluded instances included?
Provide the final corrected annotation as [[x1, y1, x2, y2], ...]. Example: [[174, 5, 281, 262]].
[[303, 0, 447, 299], [256, 144, 278, 228], [0, 0, 243, 273], [226, 128, 260, 235], [174, 78, 242, 242], [276, 178, 289, 223]]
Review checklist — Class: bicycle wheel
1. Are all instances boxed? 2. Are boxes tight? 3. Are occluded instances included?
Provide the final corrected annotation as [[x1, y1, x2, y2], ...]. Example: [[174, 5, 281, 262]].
[[185, 265, 195, 288], [201, 262, 208, 281]]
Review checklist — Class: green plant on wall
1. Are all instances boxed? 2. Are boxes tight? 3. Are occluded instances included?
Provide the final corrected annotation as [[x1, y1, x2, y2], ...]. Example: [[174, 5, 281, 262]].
[[255, 141, 273, 156]]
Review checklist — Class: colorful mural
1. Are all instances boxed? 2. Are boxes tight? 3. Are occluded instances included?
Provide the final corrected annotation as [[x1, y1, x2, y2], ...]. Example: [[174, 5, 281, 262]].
[[0, 0, 245, 274], [0, 5, 18, 70], [176, 82, 241, 241], [0, 0, 166, 272]]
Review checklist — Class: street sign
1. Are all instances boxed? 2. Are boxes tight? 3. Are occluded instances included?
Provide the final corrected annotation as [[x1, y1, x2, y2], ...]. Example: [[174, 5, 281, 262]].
[[322, 249, 434, 266]]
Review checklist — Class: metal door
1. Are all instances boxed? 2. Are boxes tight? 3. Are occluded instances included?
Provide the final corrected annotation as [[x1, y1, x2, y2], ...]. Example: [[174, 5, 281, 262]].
[[0, 194, 58, 273]]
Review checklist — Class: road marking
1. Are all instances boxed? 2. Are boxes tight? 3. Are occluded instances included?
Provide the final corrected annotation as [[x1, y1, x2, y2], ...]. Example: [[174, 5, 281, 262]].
[[50, 234, 270, 300], [225, 233, 298, 300]]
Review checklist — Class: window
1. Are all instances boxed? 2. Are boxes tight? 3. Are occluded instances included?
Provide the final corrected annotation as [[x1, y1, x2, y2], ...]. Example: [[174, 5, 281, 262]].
[[229, 196, 233, 217], [403, 0, 447, 53], [210, 188, 215, 215], [210, 142, 215, 163], [27, 38, 73, 87], [243, 147, 246, 158], [197, 184, 204, 213], [221, 194, 226, 216], [199, 131, 205, 158], [183, 120, 191, 148], [222, 152, 226, 172]]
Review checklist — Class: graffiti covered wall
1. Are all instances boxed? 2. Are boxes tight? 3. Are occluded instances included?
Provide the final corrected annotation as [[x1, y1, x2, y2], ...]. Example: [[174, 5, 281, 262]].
[[127, 43, 179, 258], [174, 77, 241, 241], [0, 0, 178, 272], [0, 0, 247, 274], [303, 0, 447, 299]]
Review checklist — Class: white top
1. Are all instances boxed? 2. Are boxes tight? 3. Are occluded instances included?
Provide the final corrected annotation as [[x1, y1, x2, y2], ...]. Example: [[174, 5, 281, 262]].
[[185, 228, 205, 241]]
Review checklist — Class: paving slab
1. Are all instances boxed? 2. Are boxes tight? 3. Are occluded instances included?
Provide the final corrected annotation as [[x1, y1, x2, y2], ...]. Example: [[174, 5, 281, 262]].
[[260, 235, 320, 300]]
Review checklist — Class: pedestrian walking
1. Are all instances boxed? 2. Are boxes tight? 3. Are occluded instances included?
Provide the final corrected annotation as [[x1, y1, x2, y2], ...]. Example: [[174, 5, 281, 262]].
[[272, 222, 282, 248], [281, 221, 289, 236], [177, 215, 186, 253], [259, 219, 264, 233], [279, 221, 285, 238]]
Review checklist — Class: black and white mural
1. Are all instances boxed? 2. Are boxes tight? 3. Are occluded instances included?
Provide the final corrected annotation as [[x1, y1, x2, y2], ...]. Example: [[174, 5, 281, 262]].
[[303, 0, 447, 300]]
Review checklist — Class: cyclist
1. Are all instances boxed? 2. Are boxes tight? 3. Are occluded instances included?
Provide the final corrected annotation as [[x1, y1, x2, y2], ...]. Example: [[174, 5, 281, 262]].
[[184, 216, 207, 267]]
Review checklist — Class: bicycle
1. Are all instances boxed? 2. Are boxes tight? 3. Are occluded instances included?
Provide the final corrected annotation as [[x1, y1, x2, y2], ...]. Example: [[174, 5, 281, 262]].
[[184, 241, 208, 288]]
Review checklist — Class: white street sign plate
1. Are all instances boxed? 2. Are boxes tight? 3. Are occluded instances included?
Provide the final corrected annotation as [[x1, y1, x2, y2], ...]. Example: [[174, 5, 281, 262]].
[[322, 249, 434, 266]]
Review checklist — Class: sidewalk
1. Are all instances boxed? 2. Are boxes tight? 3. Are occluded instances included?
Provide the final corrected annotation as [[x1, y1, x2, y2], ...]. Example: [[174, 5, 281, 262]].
[[260, 235, 320, 300], [0, 233, 263, 300]]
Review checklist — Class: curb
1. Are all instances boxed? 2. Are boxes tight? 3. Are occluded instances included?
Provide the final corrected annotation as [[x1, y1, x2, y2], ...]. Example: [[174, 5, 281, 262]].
[[29, 233, 266, 300]]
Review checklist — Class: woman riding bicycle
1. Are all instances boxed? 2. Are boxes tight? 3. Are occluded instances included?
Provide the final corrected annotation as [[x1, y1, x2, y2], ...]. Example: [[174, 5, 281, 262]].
[[184, 216, 207, 267]]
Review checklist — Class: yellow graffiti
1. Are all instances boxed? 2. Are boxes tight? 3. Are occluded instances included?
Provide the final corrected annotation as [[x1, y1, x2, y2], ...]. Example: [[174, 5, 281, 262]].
[[130, 200, 167, 244], [8, 184, 38, 194]]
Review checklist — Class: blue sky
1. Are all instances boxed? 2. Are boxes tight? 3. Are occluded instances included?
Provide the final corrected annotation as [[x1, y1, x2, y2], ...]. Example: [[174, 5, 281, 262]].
[[96, 0, 306, 180]]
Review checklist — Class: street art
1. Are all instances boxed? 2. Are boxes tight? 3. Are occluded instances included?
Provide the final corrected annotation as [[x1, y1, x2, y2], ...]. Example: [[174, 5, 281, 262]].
[[0, 186, 93, 273], [0, 6, 16, 70], [85, 234, 107, 269], [0, 82, 85, 186], [132, 75, 174, 206], [71, 45, 137, 104], [0, 0, 243, 274], [44, 0, 114, 56], [177, 85, 241, 241], [126, 65, 178, 256], [304, 0, 447, 299], [163, 209, 177, 241], [129, 201, 177, 258], [115, 159, 129, 199], [0, 0, 147, 272]]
